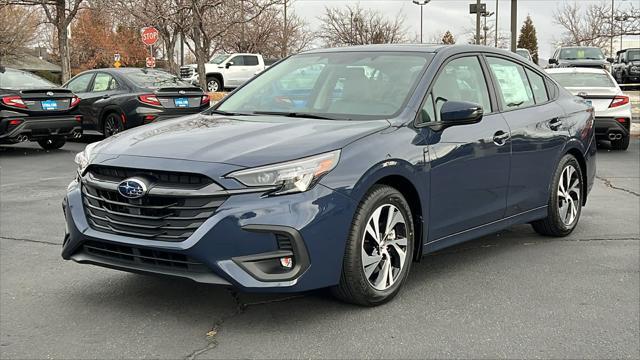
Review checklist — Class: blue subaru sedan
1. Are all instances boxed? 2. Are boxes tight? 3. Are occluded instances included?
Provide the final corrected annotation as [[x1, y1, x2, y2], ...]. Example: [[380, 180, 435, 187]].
[[62, 45, 596, 306]]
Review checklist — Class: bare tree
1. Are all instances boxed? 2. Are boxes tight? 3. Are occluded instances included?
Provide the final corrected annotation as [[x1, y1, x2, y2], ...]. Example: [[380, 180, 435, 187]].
[[7, 0, 83, 82], [318, 4, 408, 47], [553, 1, 639, 55], [0, 4, 40, 63]]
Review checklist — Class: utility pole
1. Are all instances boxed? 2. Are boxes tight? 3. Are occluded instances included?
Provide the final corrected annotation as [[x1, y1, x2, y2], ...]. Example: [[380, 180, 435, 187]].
[[610, 0, 614, 56], [282, 0, 287, 58], [495, 0, 499, 47], [476, 0, 482, 45], [412, 0, 431, 44], [510, 0, 517, 52]]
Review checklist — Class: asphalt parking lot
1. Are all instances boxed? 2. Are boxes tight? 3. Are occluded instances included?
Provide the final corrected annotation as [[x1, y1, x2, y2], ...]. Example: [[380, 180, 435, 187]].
[[1, 133, 639, 358]]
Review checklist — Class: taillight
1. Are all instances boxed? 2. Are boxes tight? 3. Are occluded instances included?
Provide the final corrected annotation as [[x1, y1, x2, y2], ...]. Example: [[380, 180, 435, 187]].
[[70, 96, 81, 108], [138, 94, 161, 106], [2, 96, 27, 109], [8, 119, 23, 126], [201, 94, 210, 106], [609, 95, 629, 108], [616, 118, 627, 124]]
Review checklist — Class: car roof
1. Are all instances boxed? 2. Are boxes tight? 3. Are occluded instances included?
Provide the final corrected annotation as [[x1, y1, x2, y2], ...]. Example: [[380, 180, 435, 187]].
[[556, 46, 602, 50], [545, 67, 610, 74], [301, 44, 524, 57]]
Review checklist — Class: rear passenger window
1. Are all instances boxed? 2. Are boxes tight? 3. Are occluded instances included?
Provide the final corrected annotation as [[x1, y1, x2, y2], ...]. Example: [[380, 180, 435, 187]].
[[487, 57, 535, 109], [243, 56, 259, 66], [525, 69, 549, 103]]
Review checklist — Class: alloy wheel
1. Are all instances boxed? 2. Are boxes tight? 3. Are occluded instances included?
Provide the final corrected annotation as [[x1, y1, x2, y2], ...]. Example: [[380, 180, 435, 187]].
[[104, 115, 120, 137], [208, 80, 219, 92], [557, 165, 581, 226], [361, 204, 408, 291]]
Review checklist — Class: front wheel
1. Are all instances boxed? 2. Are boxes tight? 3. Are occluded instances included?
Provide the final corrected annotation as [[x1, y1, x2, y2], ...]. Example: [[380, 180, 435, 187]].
[[532, 154, 583, 237], [37, 137, 66, 150], [206, 77, 222, 92], [332, 185, 415, 306]]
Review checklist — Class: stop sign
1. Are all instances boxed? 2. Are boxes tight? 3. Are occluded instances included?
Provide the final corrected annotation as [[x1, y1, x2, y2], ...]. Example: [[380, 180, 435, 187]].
[[141, 27, 159, 46]]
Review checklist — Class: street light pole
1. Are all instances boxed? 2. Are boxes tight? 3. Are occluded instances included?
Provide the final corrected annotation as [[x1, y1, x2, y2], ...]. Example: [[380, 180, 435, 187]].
[[495, 0, 499, 47], [412, 0, 431, 44], [510, 0, 517, 52], [476, 0, 481, 45]]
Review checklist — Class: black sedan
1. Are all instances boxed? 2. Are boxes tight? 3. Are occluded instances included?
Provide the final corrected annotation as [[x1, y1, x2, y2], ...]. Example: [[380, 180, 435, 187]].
[[64, 68, 210, 137], [1, 66, 82, 150]]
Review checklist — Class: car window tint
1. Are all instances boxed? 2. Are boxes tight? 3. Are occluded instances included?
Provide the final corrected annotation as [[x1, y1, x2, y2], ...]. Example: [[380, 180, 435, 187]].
[[92, 73, 115, 92], [525, 69, 548, 103], [487, 57, 535, 109], [430, 56, 491, 121], [243, 56, 259, 66], [230, 56, 245, 66], [67, 73, 93, 93]]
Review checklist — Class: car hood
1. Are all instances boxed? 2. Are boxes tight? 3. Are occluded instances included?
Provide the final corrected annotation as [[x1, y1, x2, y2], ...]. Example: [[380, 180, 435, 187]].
[[93, 114, 390, 168]]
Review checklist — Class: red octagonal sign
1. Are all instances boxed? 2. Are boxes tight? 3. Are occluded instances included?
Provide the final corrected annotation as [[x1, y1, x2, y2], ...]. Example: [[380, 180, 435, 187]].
[[141, 27, 159, 46]]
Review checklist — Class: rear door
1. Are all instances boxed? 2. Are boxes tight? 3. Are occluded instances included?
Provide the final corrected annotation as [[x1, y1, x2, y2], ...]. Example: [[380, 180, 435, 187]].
[[82, 72, 123, 126], [420, 55, 511, 240], [485, 55, 567, 216]]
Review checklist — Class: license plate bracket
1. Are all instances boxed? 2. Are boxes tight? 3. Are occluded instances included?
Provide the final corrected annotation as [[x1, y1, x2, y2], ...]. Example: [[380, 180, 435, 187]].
[[41, 99, 58, 110], [174, 98, 189, 108]]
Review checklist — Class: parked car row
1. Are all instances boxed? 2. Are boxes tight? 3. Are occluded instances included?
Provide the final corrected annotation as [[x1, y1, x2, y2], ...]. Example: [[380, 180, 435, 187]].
[[546, 45, 640, 85], [1, 66, 209, 148]]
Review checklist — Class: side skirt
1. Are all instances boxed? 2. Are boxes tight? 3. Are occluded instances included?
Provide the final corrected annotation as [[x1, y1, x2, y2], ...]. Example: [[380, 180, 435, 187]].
[[423, 206, 548, 254]]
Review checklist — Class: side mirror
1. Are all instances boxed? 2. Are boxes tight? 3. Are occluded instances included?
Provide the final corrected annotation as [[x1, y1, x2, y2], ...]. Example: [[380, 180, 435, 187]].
[[607, 57, 615, 63], [225, 62, 234, 69], [548, 58, 558, 65], [440, 101, 483, 125]]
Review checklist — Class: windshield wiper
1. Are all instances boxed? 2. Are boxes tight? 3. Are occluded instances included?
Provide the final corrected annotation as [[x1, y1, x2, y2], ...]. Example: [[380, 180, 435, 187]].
[[252, 111, 339, 120], [507, 101, 524, 107], [209, 109, 256, 116]]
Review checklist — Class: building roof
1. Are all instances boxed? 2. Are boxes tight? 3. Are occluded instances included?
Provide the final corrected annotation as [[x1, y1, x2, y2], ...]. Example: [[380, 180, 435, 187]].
[[0, 54, 61, 73]]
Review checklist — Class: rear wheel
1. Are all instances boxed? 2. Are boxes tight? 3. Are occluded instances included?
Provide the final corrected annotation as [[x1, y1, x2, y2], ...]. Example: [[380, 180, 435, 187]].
[[532, 154, 583, 237], [37, 137, 66, 150], [102, 113, 123, 137], [332, 185, 414, 306], [612, 135, 630, 151]]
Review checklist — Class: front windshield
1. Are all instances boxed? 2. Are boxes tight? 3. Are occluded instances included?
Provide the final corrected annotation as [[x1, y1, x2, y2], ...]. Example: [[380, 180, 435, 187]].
[[627, 50, 640, 61], [216, 51, 432, 120], [549, 72, 615, 88], [126, 69, 192, 89], [209, 54, 229, 64], [559, 47, 604, 60], [0, 69, 56, 89]]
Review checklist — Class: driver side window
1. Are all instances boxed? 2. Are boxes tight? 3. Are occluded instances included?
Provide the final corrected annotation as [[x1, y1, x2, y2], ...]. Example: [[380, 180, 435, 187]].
[[420, 56, 491, 123]]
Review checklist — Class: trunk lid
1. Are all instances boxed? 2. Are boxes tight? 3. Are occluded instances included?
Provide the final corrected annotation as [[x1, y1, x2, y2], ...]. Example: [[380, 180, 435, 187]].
[[565, 87, 619, 112], [154, 87, 204, 109], [15, 88, 75, 113]]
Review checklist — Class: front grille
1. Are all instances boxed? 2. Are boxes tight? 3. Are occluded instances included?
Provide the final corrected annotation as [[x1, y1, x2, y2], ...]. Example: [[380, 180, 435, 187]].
[[88, 165, 212, 189], [180, 67, 194, 79], [81, 182, 227, 242], [82, 240, 208, 272]]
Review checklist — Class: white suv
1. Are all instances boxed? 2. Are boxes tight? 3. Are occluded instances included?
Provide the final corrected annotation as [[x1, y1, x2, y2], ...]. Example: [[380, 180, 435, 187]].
[[180, 53, 266, 92]]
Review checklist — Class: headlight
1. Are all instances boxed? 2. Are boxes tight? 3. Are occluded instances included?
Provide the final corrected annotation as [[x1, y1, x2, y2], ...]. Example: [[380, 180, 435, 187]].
[[74, 142, 99, 175], [227, 150, 341, 195]]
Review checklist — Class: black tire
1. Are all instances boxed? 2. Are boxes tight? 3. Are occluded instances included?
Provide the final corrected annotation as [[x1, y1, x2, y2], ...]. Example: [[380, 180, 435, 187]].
[[612, 135, 630, 151], [102, 112, 123, 138], [332, 185, 415, 306], [206, 76, 222, 92], [532, 154, 583, 237], [37, 137, 66, 150]]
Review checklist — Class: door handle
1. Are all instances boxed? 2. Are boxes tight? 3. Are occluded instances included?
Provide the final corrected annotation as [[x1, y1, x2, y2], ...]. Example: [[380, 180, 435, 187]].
[[102, 94, 110, 99], [549, 118, 562, 130], [493, 130, 510, 146]]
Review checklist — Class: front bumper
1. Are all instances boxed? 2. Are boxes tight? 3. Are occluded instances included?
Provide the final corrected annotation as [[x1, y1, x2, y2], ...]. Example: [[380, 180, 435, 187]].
[[61, 167, 357, 292], [0, 115, 82, 143]]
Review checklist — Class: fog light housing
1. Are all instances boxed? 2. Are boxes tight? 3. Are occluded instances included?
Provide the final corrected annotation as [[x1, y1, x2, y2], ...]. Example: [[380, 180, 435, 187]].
[[279, 257, 293, 269]]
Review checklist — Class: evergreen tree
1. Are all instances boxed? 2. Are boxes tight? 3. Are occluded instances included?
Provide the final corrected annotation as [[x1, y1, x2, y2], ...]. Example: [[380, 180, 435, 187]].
[[517, 15, 539, 64], [441, 30, 455, 45]]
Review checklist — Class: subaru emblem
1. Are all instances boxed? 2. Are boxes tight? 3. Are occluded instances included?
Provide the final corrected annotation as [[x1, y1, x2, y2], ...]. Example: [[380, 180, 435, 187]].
[[179, 90, 186, 94], [577, 92, 588, 98], [46, 91, 54, 96], [117, 178, 147, 199]]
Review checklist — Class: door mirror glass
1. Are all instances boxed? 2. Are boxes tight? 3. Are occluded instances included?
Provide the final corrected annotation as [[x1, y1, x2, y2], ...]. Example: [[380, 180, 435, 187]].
[[225, 62, 233, 69], [548, 58, 558, 65], [440, 101, 483, 124], [606, 57, 615, 63]]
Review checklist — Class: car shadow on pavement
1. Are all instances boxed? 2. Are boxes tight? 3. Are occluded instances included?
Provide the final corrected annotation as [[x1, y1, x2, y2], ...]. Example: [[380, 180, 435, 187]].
[[61, 224, 547, 318], [0, 145, 76, 158]]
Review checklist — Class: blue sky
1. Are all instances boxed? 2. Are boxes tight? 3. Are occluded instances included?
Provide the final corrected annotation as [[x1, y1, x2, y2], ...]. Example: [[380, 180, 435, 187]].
[[291, 0, 638, 58]]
